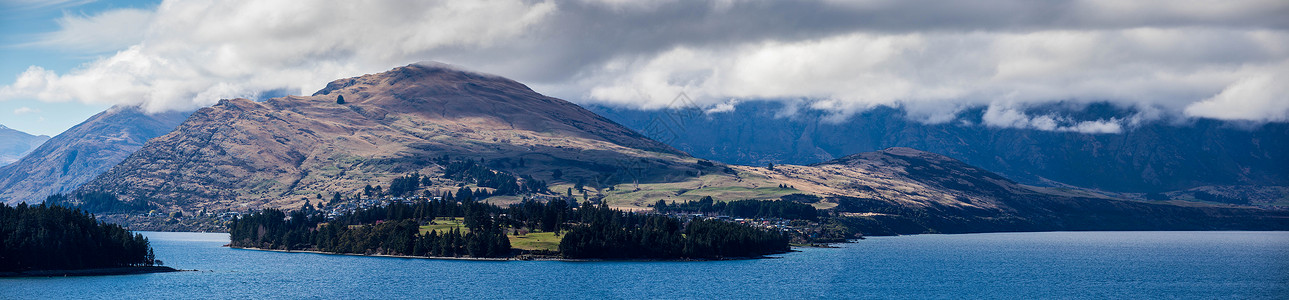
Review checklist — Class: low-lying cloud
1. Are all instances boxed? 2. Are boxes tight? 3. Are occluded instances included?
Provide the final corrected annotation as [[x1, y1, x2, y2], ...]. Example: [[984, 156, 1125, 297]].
[[1, 0, 1286, 132]]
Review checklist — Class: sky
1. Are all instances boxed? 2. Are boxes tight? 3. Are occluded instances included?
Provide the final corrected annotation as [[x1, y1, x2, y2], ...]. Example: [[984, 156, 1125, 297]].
[[1, 0, 1286, 136]]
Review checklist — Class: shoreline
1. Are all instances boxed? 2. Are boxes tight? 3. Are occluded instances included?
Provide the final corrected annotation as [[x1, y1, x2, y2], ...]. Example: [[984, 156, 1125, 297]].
[[228, 246, 787, 262], [0, 266, 181, 278]]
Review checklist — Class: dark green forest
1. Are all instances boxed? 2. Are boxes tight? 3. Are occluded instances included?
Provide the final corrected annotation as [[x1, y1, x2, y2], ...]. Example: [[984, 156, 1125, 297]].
[[560, 203, 791, 259], [0, 203, 157, 272], [229, 198, 511, 258], [228, 193, 791, 259]]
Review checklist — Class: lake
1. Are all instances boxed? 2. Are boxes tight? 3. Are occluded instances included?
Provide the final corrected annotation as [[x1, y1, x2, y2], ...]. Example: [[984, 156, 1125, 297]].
[[3, 231, 1286, 299]]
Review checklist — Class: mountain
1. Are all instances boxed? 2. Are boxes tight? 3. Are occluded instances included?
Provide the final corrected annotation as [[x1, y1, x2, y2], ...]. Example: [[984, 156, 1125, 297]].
[[67, 63, 1284, 233], [0, 125, 50, 166], [74, 63, 699, 213], [589, 102, 1289, 196], [0, 106, 190, 204]]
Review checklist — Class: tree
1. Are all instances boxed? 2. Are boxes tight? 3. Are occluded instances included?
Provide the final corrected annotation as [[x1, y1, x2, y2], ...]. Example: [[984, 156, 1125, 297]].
[[337, 95, 346, 104], [1, 203, 158, 271]]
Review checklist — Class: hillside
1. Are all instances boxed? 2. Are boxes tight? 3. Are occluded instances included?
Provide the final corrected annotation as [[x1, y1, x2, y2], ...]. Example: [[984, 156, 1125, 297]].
[[589, 147, 1285, 233], [0, 125, 49, 166], [590, 102, 1289, 195], [804, 148, 1287, 234], [74, 63, 700, 213], [0, 107, 189, 204]]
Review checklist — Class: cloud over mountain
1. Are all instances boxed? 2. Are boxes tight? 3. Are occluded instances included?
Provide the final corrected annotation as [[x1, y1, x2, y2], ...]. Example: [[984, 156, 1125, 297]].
[[2, 0, 1286, 130]]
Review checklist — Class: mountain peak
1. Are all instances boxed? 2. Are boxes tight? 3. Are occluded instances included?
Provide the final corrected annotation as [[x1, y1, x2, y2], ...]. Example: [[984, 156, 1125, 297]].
[[73, 63, 688, 210], [313, 62, 527, 98], [306, 63, 682, 156]]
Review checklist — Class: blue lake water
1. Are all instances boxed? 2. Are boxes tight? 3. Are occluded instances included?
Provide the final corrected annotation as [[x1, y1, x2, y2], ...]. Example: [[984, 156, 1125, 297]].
[[3, 231, 1287, 299]]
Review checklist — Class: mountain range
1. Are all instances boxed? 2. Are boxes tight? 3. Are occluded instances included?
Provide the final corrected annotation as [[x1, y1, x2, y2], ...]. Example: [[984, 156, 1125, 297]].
[[10, 62, 1284, 233], [0, 107, 189, 204], [0, 125, 50, 166], [590, 102, 1289, 204]]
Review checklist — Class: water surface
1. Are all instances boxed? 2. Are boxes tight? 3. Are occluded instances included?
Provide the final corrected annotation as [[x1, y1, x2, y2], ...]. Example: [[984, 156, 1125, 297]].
[[3, 231, 1286, 299]]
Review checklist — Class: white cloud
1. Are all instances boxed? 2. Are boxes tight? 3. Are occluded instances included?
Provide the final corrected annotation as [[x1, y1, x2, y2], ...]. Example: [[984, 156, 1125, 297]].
[[581, 28, 1288, 124], [705, 99, 739, 114], [981, 104, 1123, 134], [12, 107, 40, 115], [1184, 64, 1289, 122], [2, 0, 557, 113], [1, 0, 1286, 128]]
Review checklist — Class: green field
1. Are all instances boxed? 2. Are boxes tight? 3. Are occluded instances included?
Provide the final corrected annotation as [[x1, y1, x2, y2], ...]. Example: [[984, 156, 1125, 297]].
[[508, 232, 562, 251], [419, 217, 467, 234]]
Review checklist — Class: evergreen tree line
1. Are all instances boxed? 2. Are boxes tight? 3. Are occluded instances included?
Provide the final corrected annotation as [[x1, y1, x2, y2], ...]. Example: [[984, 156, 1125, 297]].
[[228, 198, 512, 258], [43, 191, 153, 214], [503, 199, 575, 233], [229, 193, 790, 259], [559, 203, 791, 259], [1, 203, 157, 271], [655, 196, 818, 220]]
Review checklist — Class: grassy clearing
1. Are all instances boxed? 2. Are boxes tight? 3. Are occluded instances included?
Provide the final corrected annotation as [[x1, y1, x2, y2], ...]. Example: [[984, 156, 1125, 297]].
[[419, 217, 467, 234], [508, 231, 562, 251], [599, 173, 803, 209]]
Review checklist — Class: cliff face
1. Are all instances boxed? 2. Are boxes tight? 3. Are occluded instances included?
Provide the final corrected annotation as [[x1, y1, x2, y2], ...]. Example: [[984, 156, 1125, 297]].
[[0, 107, 189, 204], [75, 63, 698, 212], [0, 125, 49, 166]]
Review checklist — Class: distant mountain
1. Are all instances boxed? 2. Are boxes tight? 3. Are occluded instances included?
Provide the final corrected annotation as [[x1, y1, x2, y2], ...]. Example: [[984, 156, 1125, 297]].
[[790, 148, 1286, 234], [0, 125, 50, 166], [74, 63, 697, 212], [590, 102, 1289, 194], [0, 107, 190, 204]]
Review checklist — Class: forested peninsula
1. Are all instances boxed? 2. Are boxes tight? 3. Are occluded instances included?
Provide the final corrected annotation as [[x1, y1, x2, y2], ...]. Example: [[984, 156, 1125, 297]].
[[227, 195, 792, 260], [0, 203, 175, 277]]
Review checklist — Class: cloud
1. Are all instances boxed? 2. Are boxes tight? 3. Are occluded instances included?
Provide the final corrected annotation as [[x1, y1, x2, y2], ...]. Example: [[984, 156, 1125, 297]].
[[981, 104, 1123, 134], [1, 0, 1287, 128], [2, 0, 557, 113], [1183, 64, 1289, 122], [13, 107, 40, 115], [705, 99, 739, 114]]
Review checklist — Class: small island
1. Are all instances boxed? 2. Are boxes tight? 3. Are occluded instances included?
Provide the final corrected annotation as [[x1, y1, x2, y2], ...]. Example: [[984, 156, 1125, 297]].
[[228, 191, 795, 260], [0, 203, 177, 277]]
